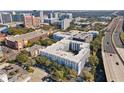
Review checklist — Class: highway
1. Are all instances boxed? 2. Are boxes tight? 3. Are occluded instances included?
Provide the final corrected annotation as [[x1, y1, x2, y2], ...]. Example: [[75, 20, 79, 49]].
[[103, 17, 119, 53], [102, 16, 124, 82], [113, 17, 124, 48]]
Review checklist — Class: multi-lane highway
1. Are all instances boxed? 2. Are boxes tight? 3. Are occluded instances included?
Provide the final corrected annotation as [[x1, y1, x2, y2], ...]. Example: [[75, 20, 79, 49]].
[[113, 17, 124, 48], [102, 16, 124, 82]]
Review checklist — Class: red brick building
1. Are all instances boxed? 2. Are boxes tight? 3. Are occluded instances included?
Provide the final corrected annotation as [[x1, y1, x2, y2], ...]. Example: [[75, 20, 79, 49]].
[[5, 29, 48, 50], [24, 15, 41, 28]]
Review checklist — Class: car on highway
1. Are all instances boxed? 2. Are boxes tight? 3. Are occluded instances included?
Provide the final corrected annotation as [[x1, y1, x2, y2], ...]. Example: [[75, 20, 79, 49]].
[[110, 54, 112, 56], [107, 42, 109, 45], [116, 62, 119, 65]]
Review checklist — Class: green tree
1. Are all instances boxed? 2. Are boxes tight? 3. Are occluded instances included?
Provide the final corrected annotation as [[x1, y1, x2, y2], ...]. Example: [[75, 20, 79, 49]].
[[8, 27, 34, 35], [120, 32, 124, 43], [27, 66, 34, 73], [35, 56, 48, 65], [54, 70, 64, 80], [83, 70, 94, 82], [26, 59, 36, 66], [45, 59, 52, 67], [16, 53, 29, 64], [40, 40, 48, 46], [21, 50, 29, 56], [26, 41, 33, 47], [91, 38, 101, 53], [34, 41, 41, 45], [89, 55, 99, 66]]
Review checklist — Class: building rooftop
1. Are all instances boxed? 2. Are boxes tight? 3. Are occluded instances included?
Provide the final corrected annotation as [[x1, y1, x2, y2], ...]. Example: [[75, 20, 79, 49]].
[[26, 44, 45, 52], [53, 30, 84, 39], [54, 30, 93, 41], [73, 32, 92, 40], [41, 39, 90, 63], [6, 29, 48, 42], [0, 63, 30, 82]]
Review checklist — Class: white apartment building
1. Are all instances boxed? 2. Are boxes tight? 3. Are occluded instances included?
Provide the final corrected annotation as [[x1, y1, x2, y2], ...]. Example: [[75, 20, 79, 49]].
[[60, 19, 72, 30], [40, 39, 90, 75]]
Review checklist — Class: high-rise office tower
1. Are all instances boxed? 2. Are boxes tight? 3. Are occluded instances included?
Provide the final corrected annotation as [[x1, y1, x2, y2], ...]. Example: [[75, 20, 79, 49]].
[[0, 12, 12, 24], [32, 10, 43, 24]]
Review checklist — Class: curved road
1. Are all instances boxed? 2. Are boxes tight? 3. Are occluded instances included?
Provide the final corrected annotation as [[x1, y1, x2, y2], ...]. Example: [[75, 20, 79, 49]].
[[102, 16, 124, 82]]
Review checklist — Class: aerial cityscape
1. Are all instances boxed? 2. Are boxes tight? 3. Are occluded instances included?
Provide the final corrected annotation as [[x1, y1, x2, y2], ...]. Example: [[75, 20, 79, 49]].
[[0, 10, 124, 82]]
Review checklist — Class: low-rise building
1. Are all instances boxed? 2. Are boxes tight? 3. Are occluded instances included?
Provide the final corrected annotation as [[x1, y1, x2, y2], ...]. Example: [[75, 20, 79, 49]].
[[5, 29, 48, 50], [53, 30, 93, 43], [53, 30, 81, 41], [0, 26, 8, 33], [3, 22, 24, 28], [26, 44, 45, 57], [72, 32, 93, 43], [92, 21, 108, 26], [88, 30, 99, 37], [98, 16, 111, 21], [0, 63, 31, 82], [40, 39, 90, 75]]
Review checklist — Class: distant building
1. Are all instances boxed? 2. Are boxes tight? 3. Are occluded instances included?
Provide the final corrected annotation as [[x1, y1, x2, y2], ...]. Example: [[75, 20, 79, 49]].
[[44, 12, 73, 30], [0, 12, 12, 24], [98, 16, 111, 21], [3, 22, 24, 28], [44, 18, 58, 24], [92, 21, 108, 26], [24, 15, 33, 28], [26, 44, 45, 57], [53, 12, 59, 19], [59, 13, 73, 20], [32, 10, 44, 23], [74, 21, 90, 26], [75, 17, 87, 22], [48, 13, 53, 19], [88, 31, 99, 37], [5, 29, 48, 50], [12, 14, 24, 22], [40, 39, 90, 75], [33, 16, 41, 27], [58, 19, 72, 30], [24, 15, 41, 28]]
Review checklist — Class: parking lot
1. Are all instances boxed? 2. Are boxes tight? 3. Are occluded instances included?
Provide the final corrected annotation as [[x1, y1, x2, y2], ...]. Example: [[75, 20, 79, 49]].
[[29, 67, 48, 82]]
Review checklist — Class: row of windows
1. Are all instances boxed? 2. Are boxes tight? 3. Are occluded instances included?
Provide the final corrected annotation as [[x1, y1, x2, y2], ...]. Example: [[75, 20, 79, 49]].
[[41, 51, 78, 71], [41, 48, 90, 74], [70, 42, 80, 51]]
